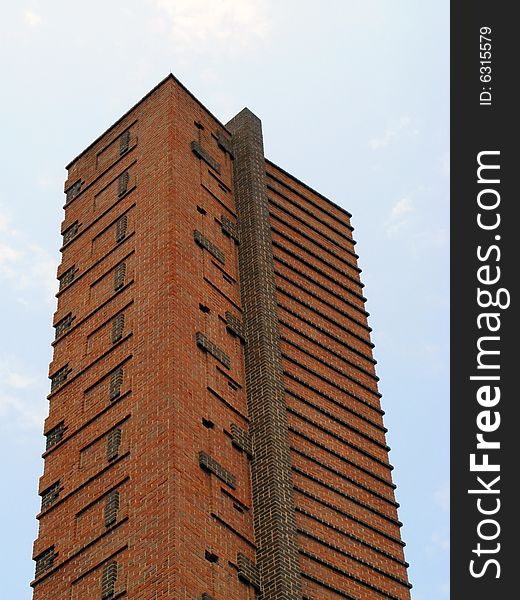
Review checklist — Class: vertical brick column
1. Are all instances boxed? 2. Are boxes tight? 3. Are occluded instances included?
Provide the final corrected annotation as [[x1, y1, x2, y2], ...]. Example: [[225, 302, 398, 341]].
[[227, 109, 302, 599]]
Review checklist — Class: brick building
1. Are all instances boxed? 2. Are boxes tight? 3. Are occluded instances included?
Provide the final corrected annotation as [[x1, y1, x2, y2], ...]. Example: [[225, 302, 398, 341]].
[[32, 74, 411, 599]]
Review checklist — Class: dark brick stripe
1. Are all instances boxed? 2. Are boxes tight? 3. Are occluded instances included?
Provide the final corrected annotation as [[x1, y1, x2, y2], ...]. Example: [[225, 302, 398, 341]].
[[75, 477, 130, 517], [281, 335, 381, 398], [42, 393, 131, 460], [237, 554, 261, 590], [32, 542, 128, 588], [266, 176, 354, 236], [268, 207, 361, 272], [216, 131, 234, 157], [265, 158, 352, 214], [201, 182, 237, 219], [273, 241, 367, 303], [296, 506, 408, 567], [61, 221, 80, 246], [278, 306, 375, 365], [284, 371, 388, 433], [56, 229, 136, 299], [265, 161, 353, 221], [65, 179, 83, 203], [299, 549, 401, 600], [271, 225, 363, 290], [210, 513, 256, 549], [284, 386, 390, 451], [191, 141, 221, 173], [207, 386, 249, 423], [63, 137, 138, 207], [231, 423, 252, 457], [282, 353, 384, 416], [62, 184, 136, 250], [221, 215, 240, 242], [36, 450, 130, 520], [274, 259, 371, 328], [300, 572, 356, 599], [291, 430, 395, 492], [280, 320, 378, 381], [294, 486, 406, 547], [228, 108, 302, 599], [194, 230, 225, 264], [298, 528, 412, 588], [288, 408, 396, 480], [198, 452, 236, 489], [196, 332, 231, 369], [292, 466, 401, 528], [225, 311, 246, 342], [275, 281, 373, 346], [268, 196, 358, 260], [44, 422, 65, 451], [291, 441, 398, 513]]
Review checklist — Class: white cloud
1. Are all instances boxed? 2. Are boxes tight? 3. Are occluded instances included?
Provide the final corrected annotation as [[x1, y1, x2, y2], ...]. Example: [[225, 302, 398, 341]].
[[150, 0, 271, 54], [384, 197, 415, 236], [0, 391, 45, 430], [369, 116, 419, 150], [0, 242, 23, 263], [6, 371, 35, 390], [0, 357, 46, 430], [0, 207, 57, 305], [0, 358, 36, 389], [391, 197, 414, 217], [22, 9, 42, 28]]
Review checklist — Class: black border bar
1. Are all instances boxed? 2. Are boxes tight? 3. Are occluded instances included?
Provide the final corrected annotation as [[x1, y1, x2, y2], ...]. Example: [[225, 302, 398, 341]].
[[451, 4, 518, 596]]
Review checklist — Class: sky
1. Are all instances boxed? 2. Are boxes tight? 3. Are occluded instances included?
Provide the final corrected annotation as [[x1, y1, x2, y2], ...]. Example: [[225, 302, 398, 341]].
[[0, 2, 449, 598]]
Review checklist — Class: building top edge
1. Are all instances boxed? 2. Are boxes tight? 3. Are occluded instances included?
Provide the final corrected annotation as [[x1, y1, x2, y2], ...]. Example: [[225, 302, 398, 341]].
[[64, 74, 352, 224], [265, 157, 353, 219], [65, 73, 231, 170]]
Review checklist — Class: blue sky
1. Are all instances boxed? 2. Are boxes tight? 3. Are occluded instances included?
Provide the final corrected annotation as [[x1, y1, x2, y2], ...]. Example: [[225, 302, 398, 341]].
[[0, 2, 448, 598]]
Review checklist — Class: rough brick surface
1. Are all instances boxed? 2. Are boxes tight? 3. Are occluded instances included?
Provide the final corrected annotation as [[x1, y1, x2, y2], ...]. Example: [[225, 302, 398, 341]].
[[32, 74, 410, 599], [267, 161, 411, 599], [227, 108, 303, 600]]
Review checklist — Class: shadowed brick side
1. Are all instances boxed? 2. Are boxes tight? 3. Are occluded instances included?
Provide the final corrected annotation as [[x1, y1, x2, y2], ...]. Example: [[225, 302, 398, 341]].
[[227, 108, 302, 599], [217, 131, 234, 158], [231, 424, 252, 457], [237, 553, 261, 590], [191, 141, 221, 174], [221, 216, 240, 243], [194, 230, 226, 264], [225, 311, 246, 342], [198, 451, 237, 489], [196, 332, 231, 369]]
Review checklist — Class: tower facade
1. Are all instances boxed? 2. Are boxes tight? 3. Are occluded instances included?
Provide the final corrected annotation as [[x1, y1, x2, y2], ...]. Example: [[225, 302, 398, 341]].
[[32, 75, 411, 599]]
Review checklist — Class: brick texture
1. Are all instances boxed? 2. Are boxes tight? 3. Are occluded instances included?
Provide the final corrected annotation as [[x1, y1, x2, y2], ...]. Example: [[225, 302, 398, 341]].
[[32, 74, 410, 599], [227, 108, 303, 599], [267, 160, 411, 599]]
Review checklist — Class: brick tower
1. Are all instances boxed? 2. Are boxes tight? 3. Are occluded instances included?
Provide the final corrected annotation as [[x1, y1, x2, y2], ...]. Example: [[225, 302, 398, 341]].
[[32, 75, 411, 599]]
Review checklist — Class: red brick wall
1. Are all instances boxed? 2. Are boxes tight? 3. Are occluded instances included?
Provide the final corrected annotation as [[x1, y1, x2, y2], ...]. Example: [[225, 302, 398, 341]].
[[33, 74, 410, 599], [33, 76, 256, 600], [267, 161, 411, 599]]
